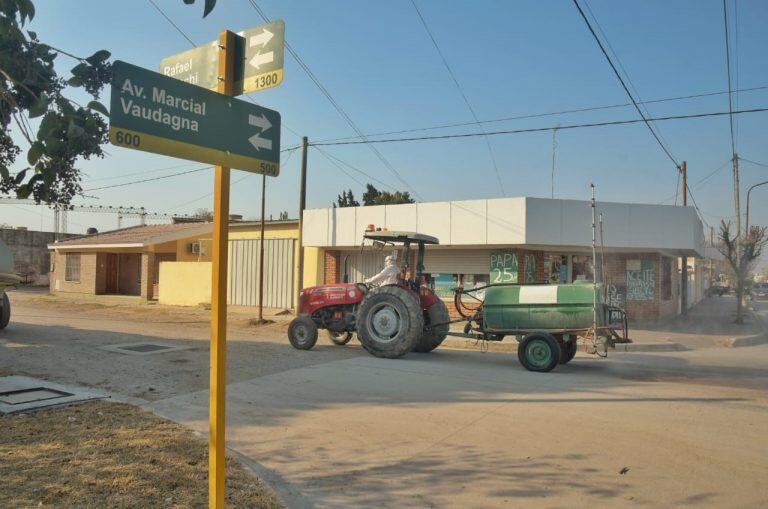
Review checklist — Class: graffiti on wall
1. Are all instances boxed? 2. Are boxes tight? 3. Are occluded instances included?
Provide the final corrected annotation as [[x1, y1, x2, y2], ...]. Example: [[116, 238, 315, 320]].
[[626, 259, 654, 301], [606, 283, 627, 321], [524, 253, 536, 283]]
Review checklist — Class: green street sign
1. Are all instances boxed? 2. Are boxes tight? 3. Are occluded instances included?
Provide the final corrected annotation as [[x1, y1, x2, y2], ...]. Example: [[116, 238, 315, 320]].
[[109, 60, 280, 175], [158, 20, 285, 95]]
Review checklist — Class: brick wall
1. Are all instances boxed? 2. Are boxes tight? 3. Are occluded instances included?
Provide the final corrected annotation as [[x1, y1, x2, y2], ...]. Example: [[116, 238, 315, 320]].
[[324, 250, 340, 285], [140, 252, 156, 299], [50, 251, 98, 294]]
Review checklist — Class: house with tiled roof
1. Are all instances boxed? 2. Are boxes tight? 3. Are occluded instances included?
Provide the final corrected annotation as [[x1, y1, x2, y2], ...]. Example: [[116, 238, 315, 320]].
[[47, 219, 301, 306], [48, 222, 213, 300]]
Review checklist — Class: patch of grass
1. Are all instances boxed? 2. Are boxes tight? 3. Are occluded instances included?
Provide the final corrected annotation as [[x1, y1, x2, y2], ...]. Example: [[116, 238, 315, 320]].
[[0, 401, 282, 508]]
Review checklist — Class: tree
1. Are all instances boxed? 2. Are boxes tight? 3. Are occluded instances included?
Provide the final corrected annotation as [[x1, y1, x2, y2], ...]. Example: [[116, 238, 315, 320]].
[[362, 184, 381, 206], [361, 184, 415, 206], [193, 208, 213, 221], [0, 1, 213, 207], [336, 189, 359, 208], [718, 221, 768, 323]]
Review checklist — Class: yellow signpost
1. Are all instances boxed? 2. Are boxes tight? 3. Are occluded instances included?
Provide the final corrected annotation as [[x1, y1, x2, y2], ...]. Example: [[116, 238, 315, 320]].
[[209, 30, 234, 509]]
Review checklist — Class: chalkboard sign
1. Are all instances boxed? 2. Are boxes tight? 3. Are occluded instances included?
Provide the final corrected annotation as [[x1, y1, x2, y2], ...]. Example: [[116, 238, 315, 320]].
[[490, 252, 518, 284], [627, 259, 654, 301]]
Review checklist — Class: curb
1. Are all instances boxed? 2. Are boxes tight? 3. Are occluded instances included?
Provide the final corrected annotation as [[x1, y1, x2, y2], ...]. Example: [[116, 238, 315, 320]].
[[612, 342, 689, 352], [721, 308, 768, 347]]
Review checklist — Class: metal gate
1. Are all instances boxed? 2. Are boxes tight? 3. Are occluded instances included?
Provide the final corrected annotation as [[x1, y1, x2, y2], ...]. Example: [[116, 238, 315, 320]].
[[228, 239, 294, 309]]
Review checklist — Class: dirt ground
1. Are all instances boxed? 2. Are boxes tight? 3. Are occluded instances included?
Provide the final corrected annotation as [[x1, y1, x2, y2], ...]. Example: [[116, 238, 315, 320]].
[[0, 400, 282, 509]]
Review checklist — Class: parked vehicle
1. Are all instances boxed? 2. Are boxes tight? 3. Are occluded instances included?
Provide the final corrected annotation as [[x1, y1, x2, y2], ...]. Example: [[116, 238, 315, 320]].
[[289, 229, 629, 372], [0, 238, 21, 330], [752, 282, 768, 300]]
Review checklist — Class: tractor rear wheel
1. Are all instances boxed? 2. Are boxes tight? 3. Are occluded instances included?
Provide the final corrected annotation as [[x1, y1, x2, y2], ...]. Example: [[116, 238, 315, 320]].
[[518, 332, 561, 372], [288, 316, 318, 350], [413, 299, 449, 353], [0, 292, 10, 330], [559, 340, 578, 364], [356, 286, 423, 358], [327, 330, 353, 345]]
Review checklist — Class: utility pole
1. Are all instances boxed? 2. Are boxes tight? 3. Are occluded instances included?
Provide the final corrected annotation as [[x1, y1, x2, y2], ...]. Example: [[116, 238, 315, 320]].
[[551, 126, 558, 199], [258, 173, 266, 322], [733, 153, 741, 252], [680, 161, 688, 314], [295, 137, 308, 310], [209, 29, 235, 509]]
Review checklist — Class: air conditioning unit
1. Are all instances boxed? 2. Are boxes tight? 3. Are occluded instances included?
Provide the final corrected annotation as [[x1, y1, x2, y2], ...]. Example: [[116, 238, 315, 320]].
[[187, 241, 203, 254]]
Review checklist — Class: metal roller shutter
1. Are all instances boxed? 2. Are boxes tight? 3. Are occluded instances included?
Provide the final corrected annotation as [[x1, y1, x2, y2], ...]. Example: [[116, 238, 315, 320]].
[[228, 238, 294, 309], [423, 249, 490, 274], [340, 250, 388, 283]]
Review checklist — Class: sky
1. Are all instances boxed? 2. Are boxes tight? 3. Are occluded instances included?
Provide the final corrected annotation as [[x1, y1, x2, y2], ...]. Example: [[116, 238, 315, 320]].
[[2, 0, 768, 266]]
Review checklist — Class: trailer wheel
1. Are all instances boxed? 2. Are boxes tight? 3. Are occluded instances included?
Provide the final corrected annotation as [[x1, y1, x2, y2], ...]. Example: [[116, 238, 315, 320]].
[[356, 286, 423, 358], [559, 340, 578, 364], [0, 292, 10, 330], [327, 330, 353, 345], [288, 316, 318, 350], [413, 299, 449, 353], [518, 332, 561, 372]]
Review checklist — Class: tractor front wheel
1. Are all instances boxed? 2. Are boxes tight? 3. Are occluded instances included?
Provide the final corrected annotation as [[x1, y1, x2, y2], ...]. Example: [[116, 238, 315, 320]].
[[356, 286, 423, 358], [518, 332, 561, 372], [327, 330, 353, 345], [0, 292, 10, 330], [288, 316, 318, 350]]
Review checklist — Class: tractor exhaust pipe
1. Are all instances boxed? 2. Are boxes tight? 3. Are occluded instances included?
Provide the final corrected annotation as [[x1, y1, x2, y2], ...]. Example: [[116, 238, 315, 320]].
[[342, 255, 350, 283]]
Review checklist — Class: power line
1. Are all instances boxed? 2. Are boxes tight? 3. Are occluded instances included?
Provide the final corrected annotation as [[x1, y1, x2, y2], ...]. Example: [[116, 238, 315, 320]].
[[572, 0, 680, 169], [313, 147, 398, 191], [582, 0, 677, 163], [84, 162, 199, 183], [722, 0, 737, 156], [309, 107, 768, 146], [159, 148, 299, 213], [409, 0, 506, 196], [313, 148, 365, 188], [244, 0, 422, 199], [740, 158, 768, 169], [83, 166, 212, 192], [312, 84, 768, 144], [146, 0, 196, 47], [658, 158, 732, 204]]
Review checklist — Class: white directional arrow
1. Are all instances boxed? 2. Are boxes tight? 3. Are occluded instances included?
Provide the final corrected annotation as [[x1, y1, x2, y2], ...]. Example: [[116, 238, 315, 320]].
[[248, 113, 271, 133], [249, 133, 272, 151], [249, 28, 274, 48], [249, 114, 273, 151], [249, 51, 274, 70]]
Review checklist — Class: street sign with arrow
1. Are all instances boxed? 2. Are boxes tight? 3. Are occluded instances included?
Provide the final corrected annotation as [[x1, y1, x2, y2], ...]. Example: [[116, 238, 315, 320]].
[[109, 60, 281, 175], [158, 20, 285, 95]]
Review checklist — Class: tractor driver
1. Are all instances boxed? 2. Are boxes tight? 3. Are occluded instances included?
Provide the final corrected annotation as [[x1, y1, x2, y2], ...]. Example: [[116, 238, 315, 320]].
[[364, 254, 401, 287]]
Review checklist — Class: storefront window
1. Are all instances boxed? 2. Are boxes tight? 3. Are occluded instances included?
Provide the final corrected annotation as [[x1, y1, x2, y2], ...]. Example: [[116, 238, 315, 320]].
[[545, 254, 568, 284], [428, 273, 490, 301], [571, 255, 594, 281]]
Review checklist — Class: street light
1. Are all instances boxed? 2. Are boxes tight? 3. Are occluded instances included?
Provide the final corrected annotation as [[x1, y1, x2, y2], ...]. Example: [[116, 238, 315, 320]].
[[745, 180, 768, 233]]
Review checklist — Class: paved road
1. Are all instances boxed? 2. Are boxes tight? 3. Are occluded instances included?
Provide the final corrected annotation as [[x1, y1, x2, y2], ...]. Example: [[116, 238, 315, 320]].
[[3, 291, 768, 508]]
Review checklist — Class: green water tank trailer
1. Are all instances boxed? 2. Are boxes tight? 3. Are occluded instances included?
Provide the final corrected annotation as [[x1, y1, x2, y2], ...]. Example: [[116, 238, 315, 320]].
[[482, 282, 612, 332]]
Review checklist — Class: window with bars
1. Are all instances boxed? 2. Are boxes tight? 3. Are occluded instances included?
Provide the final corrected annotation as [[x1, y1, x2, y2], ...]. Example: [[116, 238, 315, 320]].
[[65, 253, 81, 282]]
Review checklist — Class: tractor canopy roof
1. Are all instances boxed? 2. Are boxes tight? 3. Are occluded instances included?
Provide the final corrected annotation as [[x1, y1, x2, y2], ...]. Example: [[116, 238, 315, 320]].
[[363, 230, 439, 245]]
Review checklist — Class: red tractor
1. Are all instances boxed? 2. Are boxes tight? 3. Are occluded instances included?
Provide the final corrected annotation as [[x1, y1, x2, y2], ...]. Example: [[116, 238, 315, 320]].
[[288, 230, 450, 358]]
